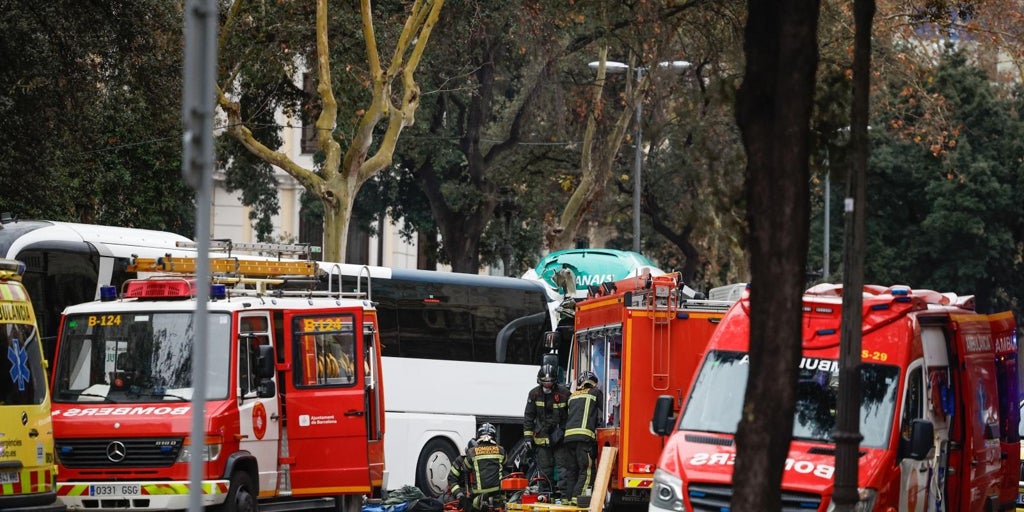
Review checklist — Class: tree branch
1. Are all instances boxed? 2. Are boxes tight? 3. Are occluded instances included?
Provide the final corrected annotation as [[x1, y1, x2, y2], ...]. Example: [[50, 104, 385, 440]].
[[316, 0, 342, 181], [216, 86, 323, 195]]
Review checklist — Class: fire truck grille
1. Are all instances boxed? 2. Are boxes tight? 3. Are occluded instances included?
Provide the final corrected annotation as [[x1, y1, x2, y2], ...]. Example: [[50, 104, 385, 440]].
[[687, 484, 821, 511], [56, 438, 184, 468]]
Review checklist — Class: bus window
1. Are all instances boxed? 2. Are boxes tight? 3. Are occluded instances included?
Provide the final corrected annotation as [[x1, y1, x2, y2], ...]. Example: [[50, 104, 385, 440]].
[[20, 249, 99, 360]]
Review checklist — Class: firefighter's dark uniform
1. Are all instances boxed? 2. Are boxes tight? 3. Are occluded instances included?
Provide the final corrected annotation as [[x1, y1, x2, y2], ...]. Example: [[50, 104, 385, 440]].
[[563, 384, 603, 500], [448, 438, 478, 503], [523, 382, 570, 495], [450, 441, 506, 511], [448, 453, 471, 508]]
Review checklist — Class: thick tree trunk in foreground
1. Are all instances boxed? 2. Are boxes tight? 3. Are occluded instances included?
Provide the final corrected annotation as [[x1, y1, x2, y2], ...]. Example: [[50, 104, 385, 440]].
[[731, 0, 820, 510]]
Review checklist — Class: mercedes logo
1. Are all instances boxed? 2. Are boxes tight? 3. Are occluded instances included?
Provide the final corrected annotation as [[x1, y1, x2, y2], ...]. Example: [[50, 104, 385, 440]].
[[106, 441, 127, 463]]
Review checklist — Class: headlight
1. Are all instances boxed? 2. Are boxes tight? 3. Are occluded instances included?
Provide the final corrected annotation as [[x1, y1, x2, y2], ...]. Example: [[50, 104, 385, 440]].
[[825, 488, 877, 512], [649, 468, 686, 512], [176, 438, 222, 463]]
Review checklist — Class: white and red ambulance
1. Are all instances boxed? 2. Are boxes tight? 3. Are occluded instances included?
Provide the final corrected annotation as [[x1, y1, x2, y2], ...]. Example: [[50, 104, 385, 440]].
[[650, 284, 1019, 511]]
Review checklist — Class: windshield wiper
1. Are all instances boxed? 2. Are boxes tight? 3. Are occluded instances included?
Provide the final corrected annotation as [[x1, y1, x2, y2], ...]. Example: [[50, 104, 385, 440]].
[[60, 390, 112, 402], [144, 391, 191, 401]]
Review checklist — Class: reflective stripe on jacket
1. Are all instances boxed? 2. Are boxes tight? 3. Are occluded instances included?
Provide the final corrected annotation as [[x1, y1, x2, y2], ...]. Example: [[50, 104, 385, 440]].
[[464, 443, 506, 494], [564, 386, 603, 443], [523, 384, 569, 444], [447, 455, 470, 495]]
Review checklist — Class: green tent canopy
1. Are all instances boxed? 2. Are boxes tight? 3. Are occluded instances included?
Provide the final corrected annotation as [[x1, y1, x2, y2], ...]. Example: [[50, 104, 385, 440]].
[[522, 248, 664, 298]]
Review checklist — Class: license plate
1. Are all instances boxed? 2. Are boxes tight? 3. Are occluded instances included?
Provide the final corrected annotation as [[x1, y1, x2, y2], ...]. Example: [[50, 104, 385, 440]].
[[617, 489, 648, 503], [90, 484, 141, 496], [1018, 492, 1024, 505], [0, 472, 19, 484]]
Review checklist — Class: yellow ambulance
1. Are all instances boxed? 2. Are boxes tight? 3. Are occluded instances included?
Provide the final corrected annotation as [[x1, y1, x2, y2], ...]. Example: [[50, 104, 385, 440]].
[[0, 259, 63, 511]]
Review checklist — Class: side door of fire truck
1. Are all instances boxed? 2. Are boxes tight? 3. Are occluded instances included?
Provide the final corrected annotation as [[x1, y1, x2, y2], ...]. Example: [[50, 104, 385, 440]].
[[237, 312, 281, 496], [284, 310, 372, 496]]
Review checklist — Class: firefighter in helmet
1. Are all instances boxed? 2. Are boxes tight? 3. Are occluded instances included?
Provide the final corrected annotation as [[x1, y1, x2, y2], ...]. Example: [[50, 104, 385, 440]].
[[563, 370, 604, 503], [523, 363, 570, 497], [451, 423, 506, 511], [447, 438, 477, 507]]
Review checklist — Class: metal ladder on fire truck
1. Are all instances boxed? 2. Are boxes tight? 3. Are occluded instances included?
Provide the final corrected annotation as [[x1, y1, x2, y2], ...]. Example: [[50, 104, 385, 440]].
[[127, 239, 374, 302], [643, 274, 735, 391]]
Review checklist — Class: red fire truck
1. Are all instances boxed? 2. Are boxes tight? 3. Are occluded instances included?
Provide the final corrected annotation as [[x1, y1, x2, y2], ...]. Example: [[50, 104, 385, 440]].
[[650, 283, 1019, 511], [48, 247, 386, 511], [565, 271, 735, 508]]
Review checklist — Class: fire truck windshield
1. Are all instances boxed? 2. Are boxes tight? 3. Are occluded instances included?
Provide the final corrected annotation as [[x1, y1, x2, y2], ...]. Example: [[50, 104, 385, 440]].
[[680, 350, 900, 448], [52, 312, 232, 403]]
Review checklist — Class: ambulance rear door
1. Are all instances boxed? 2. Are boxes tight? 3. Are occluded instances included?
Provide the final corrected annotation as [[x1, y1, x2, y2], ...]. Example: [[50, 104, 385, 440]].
[[988, 311, 1018, 509], [949, 313, 1002, 510]]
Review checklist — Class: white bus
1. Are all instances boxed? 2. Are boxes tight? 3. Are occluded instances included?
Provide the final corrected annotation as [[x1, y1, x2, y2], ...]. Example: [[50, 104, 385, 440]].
[[0, 217, 198, 359], [318, 263, 562, 497]]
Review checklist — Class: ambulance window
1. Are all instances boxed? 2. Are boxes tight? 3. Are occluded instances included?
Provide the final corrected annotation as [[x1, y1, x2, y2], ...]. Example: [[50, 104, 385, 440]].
[[995, 357, 1019, 443], [900, 366, 924, 441], [293, 315, 358, 388], [0, 320, 48, 406], [1019, 401, 1024, 439]]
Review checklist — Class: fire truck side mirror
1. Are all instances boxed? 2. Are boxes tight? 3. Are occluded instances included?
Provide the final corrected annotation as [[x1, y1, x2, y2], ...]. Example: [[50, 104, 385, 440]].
[[904, 419, 935, 461], [257, 345, 276, 379], [257, 379, 276, 399], [651, 395, 676, 436]]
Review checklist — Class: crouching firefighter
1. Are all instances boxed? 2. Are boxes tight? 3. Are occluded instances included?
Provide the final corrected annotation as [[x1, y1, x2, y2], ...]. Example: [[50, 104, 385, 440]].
[[450, 423, 506, 511]]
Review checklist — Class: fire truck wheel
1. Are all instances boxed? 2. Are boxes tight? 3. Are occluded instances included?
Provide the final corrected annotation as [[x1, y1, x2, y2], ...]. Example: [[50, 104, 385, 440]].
[[333, 494, 362, 512], [416, 438, 459, 498], [217, 471, 258, 512]]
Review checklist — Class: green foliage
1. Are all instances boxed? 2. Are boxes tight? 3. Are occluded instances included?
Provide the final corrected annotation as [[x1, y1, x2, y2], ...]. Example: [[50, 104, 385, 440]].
[[0, 1, 194, 233], [217, 76, 298, 241], [369, 0, 584, 271], [865, 50, 1024, 313]]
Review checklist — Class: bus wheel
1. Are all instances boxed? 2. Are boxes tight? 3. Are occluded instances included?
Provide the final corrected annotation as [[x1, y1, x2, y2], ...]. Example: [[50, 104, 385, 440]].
[[415, 438, 458, 498], [216, 471, 257, 512]]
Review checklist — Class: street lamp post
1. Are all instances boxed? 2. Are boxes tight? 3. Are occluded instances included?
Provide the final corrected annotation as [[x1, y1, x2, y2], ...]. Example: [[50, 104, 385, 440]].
[[588, 60, 690, 254], [631, 69, 644, 254]]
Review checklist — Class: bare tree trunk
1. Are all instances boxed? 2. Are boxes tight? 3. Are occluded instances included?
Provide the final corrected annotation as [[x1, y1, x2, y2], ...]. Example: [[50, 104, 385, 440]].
[[731, 0, 820, 510], [217, 0, 444, 263]]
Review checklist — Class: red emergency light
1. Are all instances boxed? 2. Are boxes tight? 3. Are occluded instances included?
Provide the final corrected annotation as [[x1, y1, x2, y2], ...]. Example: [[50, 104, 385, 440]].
[[124, 278, 195, 299], [627, 462, 655, 474]]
